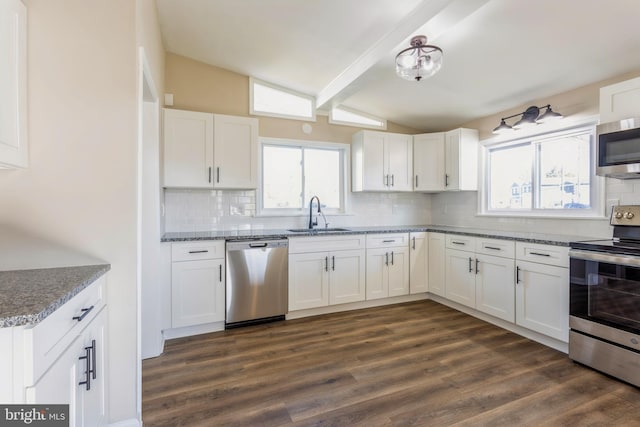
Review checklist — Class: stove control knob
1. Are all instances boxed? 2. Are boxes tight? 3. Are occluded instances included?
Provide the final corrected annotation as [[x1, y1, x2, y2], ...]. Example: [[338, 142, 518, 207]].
[[615, 211, 624, 219], [625, 212, 635, 219]]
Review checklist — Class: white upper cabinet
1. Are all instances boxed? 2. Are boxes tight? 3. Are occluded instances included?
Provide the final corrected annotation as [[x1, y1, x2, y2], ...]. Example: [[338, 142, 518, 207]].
[[413, 128, 478, 192], [163, 108, 258, 189], [352, 130, 413, 192], [600, 76, 640, 123], [213, 114, 258, 189], [0, 0, 28, 168], [413, 133, 445, 191]]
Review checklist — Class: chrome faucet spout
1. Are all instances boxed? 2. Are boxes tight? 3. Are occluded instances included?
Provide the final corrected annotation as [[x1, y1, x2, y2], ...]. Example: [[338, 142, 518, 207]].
[[308, 196, 321, 229]]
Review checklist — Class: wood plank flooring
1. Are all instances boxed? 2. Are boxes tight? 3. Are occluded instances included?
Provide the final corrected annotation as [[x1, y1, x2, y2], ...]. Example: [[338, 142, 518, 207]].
[[142, 300, 640, 426]]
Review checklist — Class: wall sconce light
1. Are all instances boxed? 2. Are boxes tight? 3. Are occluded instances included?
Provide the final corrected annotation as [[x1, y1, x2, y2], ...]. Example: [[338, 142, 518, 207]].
[[492, 104, 563, 134]]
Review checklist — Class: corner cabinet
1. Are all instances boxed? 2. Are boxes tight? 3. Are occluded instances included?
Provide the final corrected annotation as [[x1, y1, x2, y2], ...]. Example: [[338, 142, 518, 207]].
[[409, 232, 428, 294], [352, 130, 413, 192], [163, 109, 258, 189], [413, 128, 478, 192], [600, 76, 640, 123], [0, 0, 28, 168], [171, 241, 226, 328]]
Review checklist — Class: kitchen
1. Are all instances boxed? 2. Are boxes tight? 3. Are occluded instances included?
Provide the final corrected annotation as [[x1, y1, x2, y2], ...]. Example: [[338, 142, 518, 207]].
[[1, 0, 640, 426]]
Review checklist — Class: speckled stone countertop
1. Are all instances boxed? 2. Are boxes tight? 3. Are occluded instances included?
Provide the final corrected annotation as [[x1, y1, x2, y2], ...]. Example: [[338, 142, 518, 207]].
[[162, 225, 597, 246], [0, 264, 110, 328]]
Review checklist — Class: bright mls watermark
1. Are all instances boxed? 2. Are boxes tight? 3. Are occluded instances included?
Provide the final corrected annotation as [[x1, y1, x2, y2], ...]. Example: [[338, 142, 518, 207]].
[[0, 405, 68, 426]]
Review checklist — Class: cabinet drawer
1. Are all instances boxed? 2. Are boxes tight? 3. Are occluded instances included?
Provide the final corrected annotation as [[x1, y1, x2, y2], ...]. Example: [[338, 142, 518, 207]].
[[516, 242, 569, 267], [445, 234, 475, 251], [289, 235, 365, 253], [366, 233, 409, 248], [24, 276, 106, 385], [172, 241, 225, 261], [476, 238, 515, 258]]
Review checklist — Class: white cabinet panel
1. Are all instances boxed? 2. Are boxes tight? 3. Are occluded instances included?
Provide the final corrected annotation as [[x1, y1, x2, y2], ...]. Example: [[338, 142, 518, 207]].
[[600, 76, 640, 123], [413, 133, 445, 191], [329, 249, 366, 305], [445, 248, 476, 308], [409, 232, 428, 294], [388, 247, 409, 297], [516, 242, 569, 267], [0, 0, 28, 168], [427, 233, 446, 297], [366, 247, 389, 301], [171, 258, 225, 327], [213, 114, 258, 189], [386, 133, 413, 191], [476, 254, 515, 322], [516, 260, 569, 342], [289, 252, 330, 310]]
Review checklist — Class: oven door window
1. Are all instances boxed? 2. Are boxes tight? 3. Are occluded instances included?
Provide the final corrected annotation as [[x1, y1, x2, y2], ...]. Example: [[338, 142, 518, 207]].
[[570, 258, 640, 333]]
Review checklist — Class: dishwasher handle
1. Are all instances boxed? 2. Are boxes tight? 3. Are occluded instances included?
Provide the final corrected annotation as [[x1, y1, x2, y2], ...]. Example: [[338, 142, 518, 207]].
[[226, 239, 289, 251]]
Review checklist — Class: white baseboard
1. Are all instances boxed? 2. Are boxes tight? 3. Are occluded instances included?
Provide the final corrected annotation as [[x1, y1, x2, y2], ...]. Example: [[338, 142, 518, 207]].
[[287, 293, 429, 320], [162, 321, 225, 340], [109, 418, 141, 427]]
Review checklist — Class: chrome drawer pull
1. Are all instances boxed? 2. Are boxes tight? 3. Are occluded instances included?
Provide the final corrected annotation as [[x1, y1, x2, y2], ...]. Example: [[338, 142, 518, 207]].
[[73, 305, 94, 322], [530, 251, 551, 257]]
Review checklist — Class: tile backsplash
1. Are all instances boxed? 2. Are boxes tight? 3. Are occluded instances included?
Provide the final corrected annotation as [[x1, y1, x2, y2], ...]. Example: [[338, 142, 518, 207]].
[[164, 189, 432, 232]]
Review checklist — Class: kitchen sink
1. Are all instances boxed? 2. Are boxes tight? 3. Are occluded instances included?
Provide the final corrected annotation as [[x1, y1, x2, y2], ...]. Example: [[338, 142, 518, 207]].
[[288, 228, 351, 233]]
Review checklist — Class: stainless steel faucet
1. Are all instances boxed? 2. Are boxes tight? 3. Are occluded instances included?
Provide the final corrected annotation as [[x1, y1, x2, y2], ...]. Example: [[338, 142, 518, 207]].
[[308, 196, 328, 229]]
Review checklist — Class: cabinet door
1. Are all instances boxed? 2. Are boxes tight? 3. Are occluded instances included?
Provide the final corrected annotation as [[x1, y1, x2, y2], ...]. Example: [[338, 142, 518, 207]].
[[289, 252, 330, 310], [366, 248, 389, 300], [0, 0, 27, 168], [388, 247, 410, 297], [444, 131, 461, 191], [213, 114, 258, 189], [361, 132, 387, 191], [600, 76, 640, 123], [171, 258, 225, 328], [409, 233, 428, 294], [78, 307, 108, 427], [413, 133, 445, 191], [386, 133, 413, 191], [163, 109, 214, 188], [26, 336, 82, 426], [516, 261, 569, 342], [445, 128, 478, 191], [329, 249, 366, 305], [428, 233, 446, 297], [476, 254, 515, 322], [445, 248, 476, 308]]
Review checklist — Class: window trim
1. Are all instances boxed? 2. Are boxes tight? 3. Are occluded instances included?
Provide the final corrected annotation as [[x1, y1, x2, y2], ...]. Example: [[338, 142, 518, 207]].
[[478, 119, 606, 219], [328, 106, 387, 130], [249, 77, 316, 122], [257, 137, 350, 217]]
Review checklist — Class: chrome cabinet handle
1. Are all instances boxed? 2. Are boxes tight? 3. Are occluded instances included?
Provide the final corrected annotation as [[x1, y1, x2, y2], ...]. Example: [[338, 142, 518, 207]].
[[445, 174, 449, 187], [391, 251, 394, 265], [208, 167, 212, 183], [516, 266, 521, 283], [468, 257, 473, 273], [325, 256, 329, 272], [391, 175, 395, 186], [332, 256, 335, 271], [73, 305, 94, 322], [219, 264, 222, 282], [216, 167, 220, 183], [412, 236, 416, 250], [475, 258, 479, 274], [415, 175, 418, 188], [79, 347, 91, 391], [385, 252, 389, 266], [530, 251, 551, 257]]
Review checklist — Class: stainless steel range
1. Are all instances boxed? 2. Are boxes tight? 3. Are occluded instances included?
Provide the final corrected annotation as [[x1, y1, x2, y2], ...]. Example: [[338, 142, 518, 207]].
[[569, 205, 640, 387]]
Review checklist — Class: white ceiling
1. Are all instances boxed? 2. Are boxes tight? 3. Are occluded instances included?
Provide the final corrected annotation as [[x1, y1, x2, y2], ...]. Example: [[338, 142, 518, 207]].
[[156, 0, 640, 132]]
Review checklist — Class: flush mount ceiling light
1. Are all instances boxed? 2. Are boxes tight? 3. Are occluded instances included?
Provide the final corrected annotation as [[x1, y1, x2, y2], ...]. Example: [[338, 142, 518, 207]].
[[395, 35, 443, 82], [492, 104, 563, 134]]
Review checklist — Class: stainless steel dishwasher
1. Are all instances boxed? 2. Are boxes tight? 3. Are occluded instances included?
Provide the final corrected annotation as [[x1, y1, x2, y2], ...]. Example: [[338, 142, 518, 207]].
[[225, 239, 288, 328]]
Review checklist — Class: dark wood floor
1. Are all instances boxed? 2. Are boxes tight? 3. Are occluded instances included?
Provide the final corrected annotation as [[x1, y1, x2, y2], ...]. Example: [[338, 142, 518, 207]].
[[142, 300, 640, 426]]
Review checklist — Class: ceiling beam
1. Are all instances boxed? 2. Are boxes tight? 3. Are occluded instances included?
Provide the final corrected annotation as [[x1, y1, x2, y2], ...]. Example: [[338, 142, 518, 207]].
[[316, 0, 491, 110]]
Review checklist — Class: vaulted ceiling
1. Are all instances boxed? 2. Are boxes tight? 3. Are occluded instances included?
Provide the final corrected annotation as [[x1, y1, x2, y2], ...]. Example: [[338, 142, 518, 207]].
[[156, 0, 640, 132]]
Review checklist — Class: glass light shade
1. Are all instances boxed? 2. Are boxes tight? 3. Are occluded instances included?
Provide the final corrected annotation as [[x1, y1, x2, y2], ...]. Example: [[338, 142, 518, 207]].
[[395, 36, 443, 81]]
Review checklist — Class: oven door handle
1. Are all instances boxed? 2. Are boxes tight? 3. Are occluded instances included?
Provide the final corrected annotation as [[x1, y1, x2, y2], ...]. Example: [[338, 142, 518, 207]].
[[569, 249, 640, 268]]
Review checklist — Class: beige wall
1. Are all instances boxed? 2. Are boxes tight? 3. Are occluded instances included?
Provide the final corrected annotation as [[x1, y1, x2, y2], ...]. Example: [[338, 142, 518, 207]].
[[0, 0, 163, 424], [463, 69, 640, 140], [165, 53, 419, 143]]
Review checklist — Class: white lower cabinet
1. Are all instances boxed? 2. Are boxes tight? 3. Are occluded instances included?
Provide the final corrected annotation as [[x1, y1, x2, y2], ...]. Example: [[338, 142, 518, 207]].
[[409, 232, 428, 294], [475, 254, 515, 322], [171, 242, 225, 328], [445, 248, 476, 308], [366, 234, 409, 300], [427, 232, 446, 297], [27, 307, 108, 427], [515, 246, 569, 342], [288, 236, 366, 311]]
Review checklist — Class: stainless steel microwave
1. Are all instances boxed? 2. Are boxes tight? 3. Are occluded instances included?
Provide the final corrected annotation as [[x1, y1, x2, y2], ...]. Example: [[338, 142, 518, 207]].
[[596, 117, 640, 179]]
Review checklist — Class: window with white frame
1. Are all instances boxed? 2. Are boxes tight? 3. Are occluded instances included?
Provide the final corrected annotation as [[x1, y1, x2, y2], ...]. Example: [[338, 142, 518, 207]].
[[259, 138, 348, 215], [250, 78, 316, 121], [481, 124, 603, 217], [329, 106, 387, 130]]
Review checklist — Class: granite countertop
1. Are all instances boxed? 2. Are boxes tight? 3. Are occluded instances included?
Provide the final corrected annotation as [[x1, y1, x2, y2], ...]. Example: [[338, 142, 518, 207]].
[[162, 225, 596, 246], [0, 264, 110, 328]]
